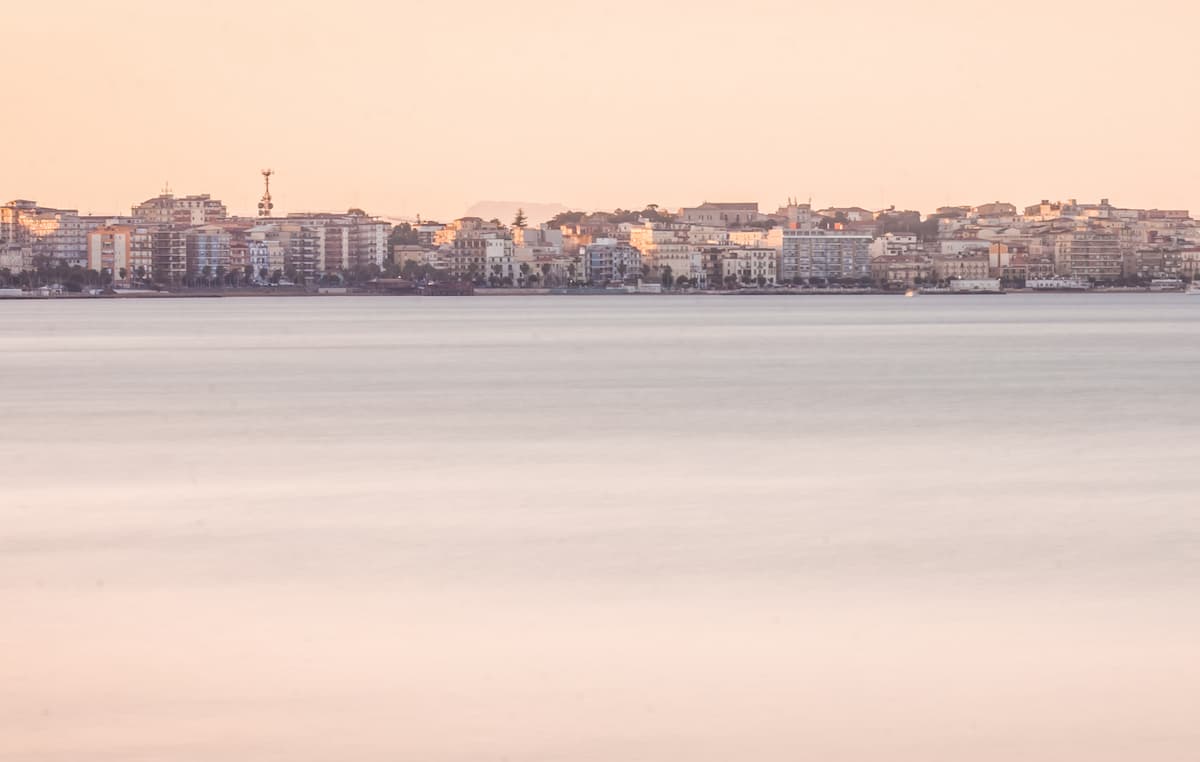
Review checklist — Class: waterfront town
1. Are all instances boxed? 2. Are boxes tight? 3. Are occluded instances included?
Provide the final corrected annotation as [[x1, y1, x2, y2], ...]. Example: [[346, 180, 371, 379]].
[[3, 179, 1200, 296]]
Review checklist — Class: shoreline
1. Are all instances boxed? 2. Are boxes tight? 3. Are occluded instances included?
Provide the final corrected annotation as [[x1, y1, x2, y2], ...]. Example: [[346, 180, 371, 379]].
[[1, 287, 1192, 301]]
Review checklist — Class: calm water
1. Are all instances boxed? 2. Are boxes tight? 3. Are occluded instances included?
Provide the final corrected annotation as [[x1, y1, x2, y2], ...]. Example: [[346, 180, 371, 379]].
[[2, 294, 1199, 761]]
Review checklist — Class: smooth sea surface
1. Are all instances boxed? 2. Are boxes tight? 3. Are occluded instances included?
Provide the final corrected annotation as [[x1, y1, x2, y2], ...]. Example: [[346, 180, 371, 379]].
[[2, 294, 1199, 761]]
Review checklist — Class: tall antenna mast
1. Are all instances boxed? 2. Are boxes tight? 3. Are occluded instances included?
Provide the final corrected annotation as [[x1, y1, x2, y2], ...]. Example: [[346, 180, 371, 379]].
[[258, 169, 274, 218]]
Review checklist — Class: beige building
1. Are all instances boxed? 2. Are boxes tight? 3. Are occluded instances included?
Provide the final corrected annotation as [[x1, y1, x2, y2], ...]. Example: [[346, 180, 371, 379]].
[[871, 255, 931, 288], [656, 249, 706, 287], [1052, 228, 1124, 283], [132, 193, 227, 226], [442, 217, 509, 281], [631, 224, 706, 284], [720, 247, 777, 286], [972, 201, 1018, 219], [932, 253, 990, 282], [679, 202, 761, 227], [86, 226, 134, 281], [3, 200, 89, 268]]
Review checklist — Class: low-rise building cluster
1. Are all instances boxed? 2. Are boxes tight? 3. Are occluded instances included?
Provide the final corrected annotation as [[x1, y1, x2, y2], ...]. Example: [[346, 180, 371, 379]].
[[4, 191, 1199, 291]]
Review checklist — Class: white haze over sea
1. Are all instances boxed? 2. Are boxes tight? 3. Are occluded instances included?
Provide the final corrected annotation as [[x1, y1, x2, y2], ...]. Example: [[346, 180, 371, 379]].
[[2, 295, 1199, 761]]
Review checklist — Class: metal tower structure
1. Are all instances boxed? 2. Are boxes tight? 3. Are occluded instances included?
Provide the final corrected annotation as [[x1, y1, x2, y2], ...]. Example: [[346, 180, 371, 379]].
[[257, 169, 274, 218]]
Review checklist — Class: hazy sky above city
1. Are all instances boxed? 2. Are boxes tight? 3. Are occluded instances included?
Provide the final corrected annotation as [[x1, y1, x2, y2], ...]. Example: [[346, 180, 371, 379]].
[[3, 0, 1197, 221]]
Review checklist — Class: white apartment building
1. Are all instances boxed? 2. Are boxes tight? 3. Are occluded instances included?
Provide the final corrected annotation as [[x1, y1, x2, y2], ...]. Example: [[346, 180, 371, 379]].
[[485, 238, 517, 283], [248, 225, 285, 281]]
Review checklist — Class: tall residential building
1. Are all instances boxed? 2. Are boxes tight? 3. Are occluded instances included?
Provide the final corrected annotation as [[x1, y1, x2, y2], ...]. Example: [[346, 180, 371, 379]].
[[347, 214, 390, 269], [0, 203, 21, 245], [3, 200, 89, 268], [129, 226, 155, 278], [629, 222, 694, 274], [132, 193, 227, 226], [1, 203, 30, 271], [582, 239, 642, 285], [186, 225, 232, 277], [278, 212, 391, 273], [485, 237, 517, 284], [152, 228, 187, 283], [1052, 227, 1123, 283], [247, 225, 284, 282], [780, 230, 872, 283], [277, 221, 326, 282], [441, 217, 509, 281], [86, 226, 134, 281]]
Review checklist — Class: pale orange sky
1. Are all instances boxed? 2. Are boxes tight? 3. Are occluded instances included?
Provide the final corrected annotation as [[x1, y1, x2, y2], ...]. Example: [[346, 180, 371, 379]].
[[2, 0, 1197, 221]]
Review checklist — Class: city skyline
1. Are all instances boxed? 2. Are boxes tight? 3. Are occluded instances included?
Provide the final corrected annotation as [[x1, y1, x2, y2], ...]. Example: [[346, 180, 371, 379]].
[[6, 191, 1198, 293], [3, 1, 1198, 221]]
